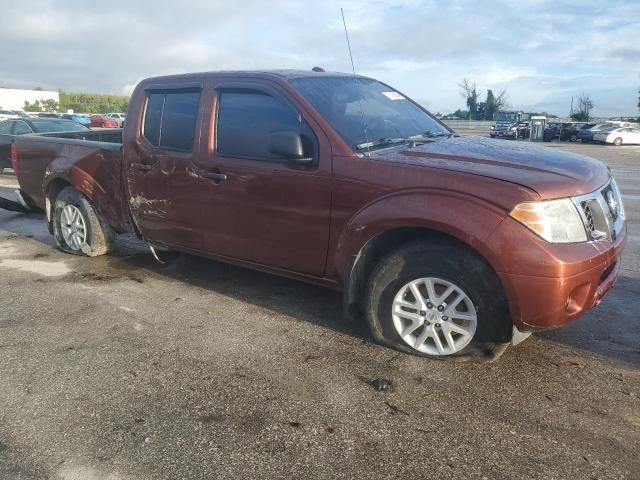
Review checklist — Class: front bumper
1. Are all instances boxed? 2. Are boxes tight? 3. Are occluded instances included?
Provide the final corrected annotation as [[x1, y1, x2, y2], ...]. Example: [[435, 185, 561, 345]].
[[485, 216, 626, 331], [494, 130, 516, 137]]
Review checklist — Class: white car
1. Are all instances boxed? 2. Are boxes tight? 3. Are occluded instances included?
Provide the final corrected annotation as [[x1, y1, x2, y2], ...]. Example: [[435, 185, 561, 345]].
[[105, 112, 125, 120], [593, 127, 640, 146]]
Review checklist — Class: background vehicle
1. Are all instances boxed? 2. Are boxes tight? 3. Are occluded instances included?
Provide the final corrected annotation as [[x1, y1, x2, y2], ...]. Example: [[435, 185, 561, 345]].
[[543, 122, 589, 142], [0, 109, 19, 121], [90, 114, 120, 128], [61, 113, 91, 127], [543, 122, 563, 142], [9, 70, 626, 361], [594, 127, 640, 145], [105, 112, 126, 126], [490, 111, 530, 139], [577, 123, 615, 143], [561, 122, 592, 142], [0, 118, 89, 170]]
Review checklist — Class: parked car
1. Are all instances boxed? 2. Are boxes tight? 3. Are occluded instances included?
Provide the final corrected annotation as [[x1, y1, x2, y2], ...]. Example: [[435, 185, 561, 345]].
[[8, 70, 626, 361], [0, 109, 19, 121], [0, 118, 89, 170], [61, 114, 91, 127], [542, 122, 564, 142], [105, 112, 126, 124], [593, 127, 640, 146], [36, 112, 61, 118], [90, 114, 120, 128], [577, 123, 616, 143], [560, 123, 592, 142]]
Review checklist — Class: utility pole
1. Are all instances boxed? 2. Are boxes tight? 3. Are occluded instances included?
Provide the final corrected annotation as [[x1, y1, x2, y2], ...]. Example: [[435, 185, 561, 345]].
[[570, 96, 574, 118]]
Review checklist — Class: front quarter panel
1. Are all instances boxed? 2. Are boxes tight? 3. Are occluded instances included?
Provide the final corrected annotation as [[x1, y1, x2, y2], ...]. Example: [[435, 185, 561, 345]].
[[331, 190, 508, 282]]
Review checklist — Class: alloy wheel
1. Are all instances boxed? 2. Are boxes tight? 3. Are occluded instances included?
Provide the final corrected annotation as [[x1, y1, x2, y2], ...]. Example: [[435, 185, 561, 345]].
[[60, 204, 87, 251], [392, 277, 477, 355]]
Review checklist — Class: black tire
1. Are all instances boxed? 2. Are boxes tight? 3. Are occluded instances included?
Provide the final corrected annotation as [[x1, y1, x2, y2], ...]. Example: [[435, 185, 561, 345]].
[[613, 137, 623, 146], [52, 186, 114, 256], [365, 240, 511, 360]]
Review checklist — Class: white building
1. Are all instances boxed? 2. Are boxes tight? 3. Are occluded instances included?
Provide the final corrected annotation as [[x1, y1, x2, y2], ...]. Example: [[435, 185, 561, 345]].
[[0, 88, 59, 111]]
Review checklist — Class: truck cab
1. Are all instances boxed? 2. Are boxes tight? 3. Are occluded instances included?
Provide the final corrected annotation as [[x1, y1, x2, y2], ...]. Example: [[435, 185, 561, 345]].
[[491, 111, 530, 139]]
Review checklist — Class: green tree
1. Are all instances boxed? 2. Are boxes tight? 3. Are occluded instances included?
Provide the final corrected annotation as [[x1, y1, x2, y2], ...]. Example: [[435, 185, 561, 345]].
[[484, 89, 499, 120], [23, 98, 59, 112], [59, 91, 129, 113]]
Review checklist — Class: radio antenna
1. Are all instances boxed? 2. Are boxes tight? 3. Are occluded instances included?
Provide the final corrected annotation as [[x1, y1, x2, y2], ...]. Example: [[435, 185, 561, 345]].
[[341, 8, 370, 156]]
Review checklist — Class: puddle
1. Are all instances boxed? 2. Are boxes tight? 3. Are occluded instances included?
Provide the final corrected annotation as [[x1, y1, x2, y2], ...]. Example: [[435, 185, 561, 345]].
[[0, 258, 71, 277]]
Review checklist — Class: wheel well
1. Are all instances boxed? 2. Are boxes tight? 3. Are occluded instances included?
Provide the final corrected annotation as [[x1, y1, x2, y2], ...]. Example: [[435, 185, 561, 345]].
[[343, 227, 507, 322], [45, 178, 72, 232]]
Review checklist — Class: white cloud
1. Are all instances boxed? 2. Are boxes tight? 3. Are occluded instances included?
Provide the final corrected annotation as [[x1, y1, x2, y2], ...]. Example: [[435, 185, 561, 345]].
[[0, 0, 638, 116]]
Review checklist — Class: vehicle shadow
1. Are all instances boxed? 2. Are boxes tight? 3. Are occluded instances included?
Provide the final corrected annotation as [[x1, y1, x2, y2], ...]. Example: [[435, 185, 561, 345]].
[[112, 237, 640, 368], [117, 249, 369, 340], [1, 211, 638, 366]]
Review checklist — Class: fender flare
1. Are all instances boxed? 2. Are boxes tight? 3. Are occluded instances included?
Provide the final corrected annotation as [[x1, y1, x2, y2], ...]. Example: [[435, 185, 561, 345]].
[[333, 190, 509, 316]]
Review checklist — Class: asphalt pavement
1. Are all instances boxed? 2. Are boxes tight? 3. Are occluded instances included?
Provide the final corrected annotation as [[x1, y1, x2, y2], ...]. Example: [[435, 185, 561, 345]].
[[0, 141, 638, 479]]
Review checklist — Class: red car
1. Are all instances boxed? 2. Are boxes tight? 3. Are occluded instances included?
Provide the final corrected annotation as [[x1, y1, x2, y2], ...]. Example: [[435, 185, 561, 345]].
[[9, 70, 627, 361], [90, 115, 119, 128]]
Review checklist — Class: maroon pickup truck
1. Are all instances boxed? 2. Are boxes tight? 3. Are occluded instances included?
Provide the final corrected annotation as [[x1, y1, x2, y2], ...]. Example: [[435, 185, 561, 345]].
[[9, 70, 626, 360]]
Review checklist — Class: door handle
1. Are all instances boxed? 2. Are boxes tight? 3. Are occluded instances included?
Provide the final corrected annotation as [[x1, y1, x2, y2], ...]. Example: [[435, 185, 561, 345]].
[[130, 163, 152, 172], [201, 172, 227, 182]]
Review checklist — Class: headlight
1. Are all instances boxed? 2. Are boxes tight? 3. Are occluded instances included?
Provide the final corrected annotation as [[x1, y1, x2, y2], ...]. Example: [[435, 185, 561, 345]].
[[490, 126, 495, 130], [510, 198, 587, 243], [510, 126, 517, 131]]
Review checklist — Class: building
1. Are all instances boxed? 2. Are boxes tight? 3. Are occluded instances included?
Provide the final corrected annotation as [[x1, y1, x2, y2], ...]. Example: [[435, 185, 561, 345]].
[[0, 88, 59, 111]]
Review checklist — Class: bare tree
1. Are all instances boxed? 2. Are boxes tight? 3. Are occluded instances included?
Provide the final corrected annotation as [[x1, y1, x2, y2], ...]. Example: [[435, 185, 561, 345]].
[[458, 78, 479, 119], [572, 93, 594, 121], [495, 87, 509, 111]]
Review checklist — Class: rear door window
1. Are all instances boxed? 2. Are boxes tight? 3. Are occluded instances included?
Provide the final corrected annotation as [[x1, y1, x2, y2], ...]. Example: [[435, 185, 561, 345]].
[[143, 91, 200, 151], [0, 121, 12, 134], [13, 121, 33, 135]]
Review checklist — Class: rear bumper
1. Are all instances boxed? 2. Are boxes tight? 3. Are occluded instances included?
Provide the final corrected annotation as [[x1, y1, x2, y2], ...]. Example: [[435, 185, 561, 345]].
[[486, 217, 626, 331]]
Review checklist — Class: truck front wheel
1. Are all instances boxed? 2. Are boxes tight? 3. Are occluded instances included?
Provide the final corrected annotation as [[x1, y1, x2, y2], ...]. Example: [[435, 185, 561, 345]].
[[365, 240, 511, 360], [52, 187, 114, 257]]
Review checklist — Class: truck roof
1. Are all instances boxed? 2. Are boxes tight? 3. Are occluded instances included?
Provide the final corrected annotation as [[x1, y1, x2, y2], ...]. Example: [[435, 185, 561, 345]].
[[140, 69, 367, 84]]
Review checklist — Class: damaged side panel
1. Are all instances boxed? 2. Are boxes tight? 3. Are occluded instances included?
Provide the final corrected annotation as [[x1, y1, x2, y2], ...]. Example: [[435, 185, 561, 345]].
[[15, 135, 134, 234]]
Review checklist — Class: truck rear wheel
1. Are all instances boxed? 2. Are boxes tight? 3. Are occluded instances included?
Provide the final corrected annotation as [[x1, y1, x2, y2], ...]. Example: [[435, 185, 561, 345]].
[[364, 240, 511, 360], [52, 187, 114, 257]]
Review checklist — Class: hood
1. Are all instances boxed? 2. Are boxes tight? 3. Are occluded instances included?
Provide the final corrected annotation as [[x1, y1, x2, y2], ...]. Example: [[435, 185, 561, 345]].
[[373, 136, 609, 199]]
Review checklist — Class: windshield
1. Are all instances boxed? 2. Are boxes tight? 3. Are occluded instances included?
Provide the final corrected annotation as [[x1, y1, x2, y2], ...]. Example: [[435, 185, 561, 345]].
[[289, 77, 449, 152], [31, 120, 89, 133], [495, 113, 518, 122]]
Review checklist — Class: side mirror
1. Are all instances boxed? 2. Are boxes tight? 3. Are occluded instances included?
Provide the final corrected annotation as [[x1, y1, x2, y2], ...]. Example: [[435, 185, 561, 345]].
[[269, 131, 313, 164]]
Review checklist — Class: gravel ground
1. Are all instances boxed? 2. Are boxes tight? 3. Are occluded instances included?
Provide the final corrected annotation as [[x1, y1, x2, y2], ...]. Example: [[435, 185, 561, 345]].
[[0, 141, 638, 480]]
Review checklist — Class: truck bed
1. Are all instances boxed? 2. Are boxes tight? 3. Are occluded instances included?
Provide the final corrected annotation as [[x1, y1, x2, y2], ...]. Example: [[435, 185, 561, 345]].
[[14, 130, 131, 233]]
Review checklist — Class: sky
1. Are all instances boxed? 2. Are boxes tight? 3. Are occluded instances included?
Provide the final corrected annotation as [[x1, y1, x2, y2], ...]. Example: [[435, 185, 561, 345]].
[[1, 0, 639, 117]]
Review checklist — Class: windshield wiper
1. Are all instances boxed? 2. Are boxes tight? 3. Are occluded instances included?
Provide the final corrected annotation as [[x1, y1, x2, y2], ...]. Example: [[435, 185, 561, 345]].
[[355, 137, 409, 151], [409, 131, 454, 140]]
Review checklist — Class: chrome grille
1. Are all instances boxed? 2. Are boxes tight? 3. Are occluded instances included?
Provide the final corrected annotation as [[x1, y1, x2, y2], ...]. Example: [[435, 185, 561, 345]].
[[581, 201, 595, 233], [573, 179, 625, 242]]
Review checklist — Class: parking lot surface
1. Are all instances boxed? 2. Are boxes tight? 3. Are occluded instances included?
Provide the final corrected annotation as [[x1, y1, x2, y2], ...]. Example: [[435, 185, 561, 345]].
[[0, 141, 639, 479]]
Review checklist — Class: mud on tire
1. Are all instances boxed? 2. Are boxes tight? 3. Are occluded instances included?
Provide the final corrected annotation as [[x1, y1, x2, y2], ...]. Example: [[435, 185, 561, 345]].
[[52, 186, 114, 257], [365, 239, 511, 360]]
